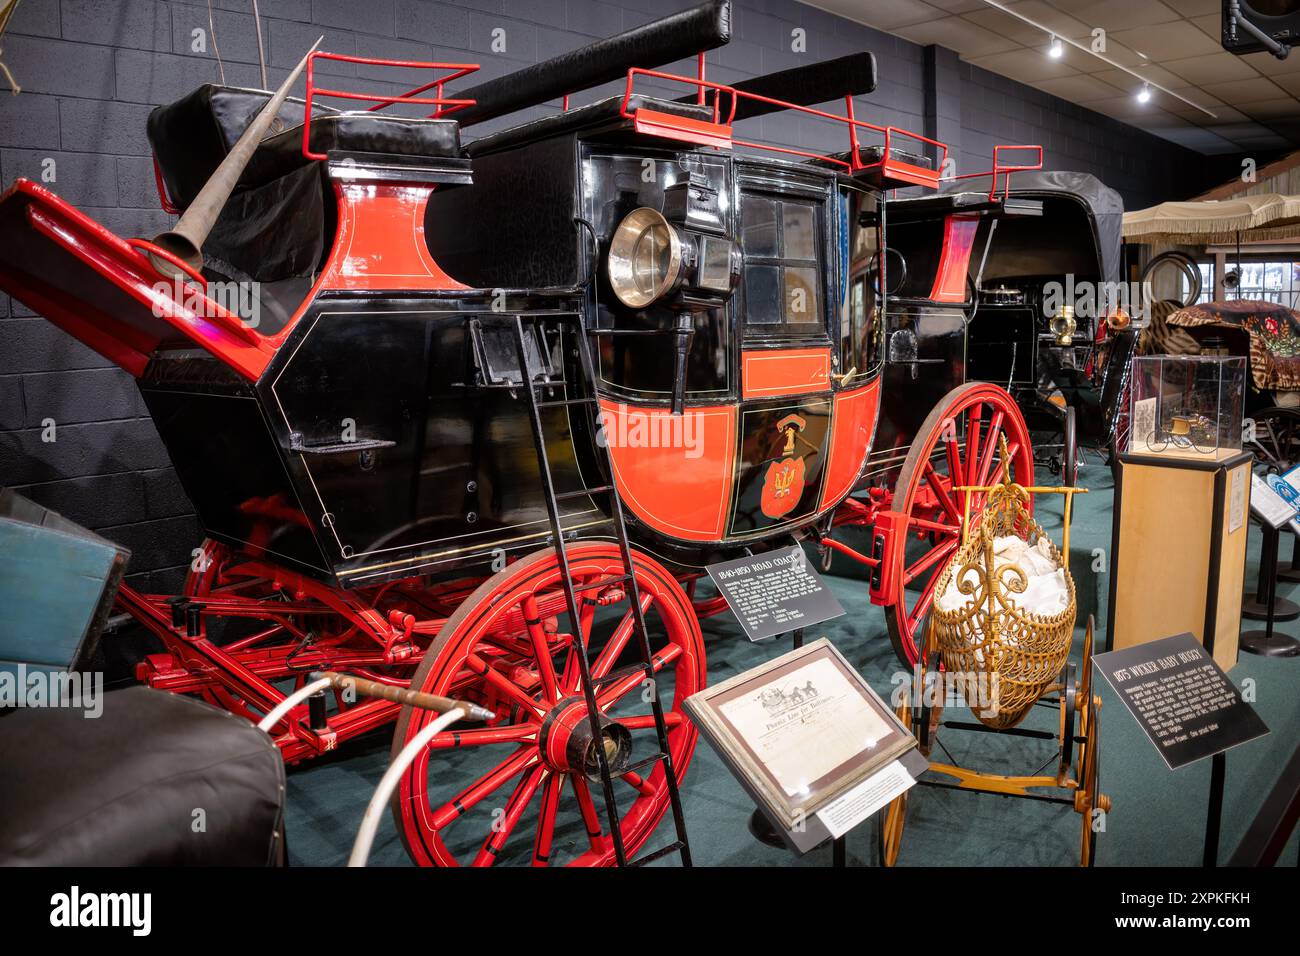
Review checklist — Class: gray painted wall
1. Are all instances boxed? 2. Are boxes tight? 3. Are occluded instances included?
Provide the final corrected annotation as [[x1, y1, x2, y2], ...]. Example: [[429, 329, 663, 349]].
[[0, 0, 1226, 587]]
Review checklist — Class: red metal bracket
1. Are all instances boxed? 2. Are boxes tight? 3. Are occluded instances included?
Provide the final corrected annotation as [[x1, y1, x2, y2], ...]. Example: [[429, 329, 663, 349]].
[[619, 68, 949, 184], [950, 144, 1044, 200], [302, 51, 480, 161]]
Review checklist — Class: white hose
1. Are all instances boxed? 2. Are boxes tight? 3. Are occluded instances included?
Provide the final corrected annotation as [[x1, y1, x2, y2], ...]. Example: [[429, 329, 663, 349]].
[[348, 707, 465, 867], [256, 676, 334, 734]]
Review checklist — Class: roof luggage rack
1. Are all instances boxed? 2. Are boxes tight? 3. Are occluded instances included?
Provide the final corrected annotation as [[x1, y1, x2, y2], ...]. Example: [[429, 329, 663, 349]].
[[618, 67, 949, 189]]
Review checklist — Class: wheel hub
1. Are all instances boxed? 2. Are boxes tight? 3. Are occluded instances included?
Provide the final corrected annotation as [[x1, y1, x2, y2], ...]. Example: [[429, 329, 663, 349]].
[[538, 696, 632, 778]]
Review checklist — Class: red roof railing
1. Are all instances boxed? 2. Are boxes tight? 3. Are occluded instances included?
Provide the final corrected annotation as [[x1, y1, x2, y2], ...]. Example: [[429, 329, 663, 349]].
[[949, 144, 1044, 200], [618, 67, 949, 188], [302, 51, 480, 160]]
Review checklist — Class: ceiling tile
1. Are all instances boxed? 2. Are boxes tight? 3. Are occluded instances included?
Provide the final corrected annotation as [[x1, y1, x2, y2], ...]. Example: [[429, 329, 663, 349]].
[[926, 0, 986, 11], [964, 47, 1081, 83], [803, 0, 945, 30], [893, 17, 1023, 57], [1202, 76, 1292, 103], [1163, 51, 1262, 84], [1040, 0, 1181, 30], [1166, 0, 1222, 16], [961, 3, 1092, 44], [1092, 64, 1189, 92], [1189, 13, 1221, 39], [1271, 72, 1300, 96], [1245, 48, 1300, 76], [1238, 98, 1300, 119], [1110, 21, 1223, 60], [1033, 72, 1129, 101]]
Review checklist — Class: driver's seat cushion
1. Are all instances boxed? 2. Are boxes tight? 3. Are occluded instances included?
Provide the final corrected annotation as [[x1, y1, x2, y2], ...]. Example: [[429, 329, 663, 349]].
[[149, 84, 463, 209]]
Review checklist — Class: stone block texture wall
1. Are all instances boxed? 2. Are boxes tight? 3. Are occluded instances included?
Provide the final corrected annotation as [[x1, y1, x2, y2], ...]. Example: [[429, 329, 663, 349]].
[[0, 0, 1234, 589]]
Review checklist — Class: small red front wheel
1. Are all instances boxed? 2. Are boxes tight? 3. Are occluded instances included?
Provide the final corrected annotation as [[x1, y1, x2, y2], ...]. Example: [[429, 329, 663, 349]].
[[391, 543, 706, 867], [885, 382, 1034, 667]]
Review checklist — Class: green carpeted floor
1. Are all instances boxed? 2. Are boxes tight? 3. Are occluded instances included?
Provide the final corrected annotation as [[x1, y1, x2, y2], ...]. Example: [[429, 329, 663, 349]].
[[284, 460, 1300, 866]]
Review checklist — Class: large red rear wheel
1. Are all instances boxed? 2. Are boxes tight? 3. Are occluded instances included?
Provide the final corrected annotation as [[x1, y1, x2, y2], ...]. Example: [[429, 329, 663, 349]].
[[391, 543, 705, 867], [886, 383, 1034, 667]]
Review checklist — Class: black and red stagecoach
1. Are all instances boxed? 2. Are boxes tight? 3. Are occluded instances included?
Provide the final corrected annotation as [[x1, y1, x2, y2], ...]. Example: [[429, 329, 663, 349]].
[[0, 1, 1115, 865]]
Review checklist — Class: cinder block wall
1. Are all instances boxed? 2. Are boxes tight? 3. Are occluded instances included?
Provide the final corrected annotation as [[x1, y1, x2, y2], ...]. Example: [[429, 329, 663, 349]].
[[0, 0, 1226, 589]]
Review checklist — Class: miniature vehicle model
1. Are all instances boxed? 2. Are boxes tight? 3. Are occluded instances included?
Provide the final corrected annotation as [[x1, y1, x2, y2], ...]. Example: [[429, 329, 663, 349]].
[[0, 1, 1065, 865]]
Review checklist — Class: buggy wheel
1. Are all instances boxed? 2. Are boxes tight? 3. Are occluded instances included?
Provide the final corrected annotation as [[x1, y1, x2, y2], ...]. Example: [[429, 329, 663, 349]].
[[885, 382, 1034, 667], [877, 697, 911, 867], [1249, 406, 1300, 474], [391, 543, 705, 867], [1076, 693, 1106, 867]]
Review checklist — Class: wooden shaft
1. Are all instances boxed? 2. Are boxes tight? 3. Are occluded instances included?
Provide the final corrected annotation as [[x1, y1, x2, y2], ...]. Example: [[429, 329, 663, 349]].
[[314, 671, 495, 721]]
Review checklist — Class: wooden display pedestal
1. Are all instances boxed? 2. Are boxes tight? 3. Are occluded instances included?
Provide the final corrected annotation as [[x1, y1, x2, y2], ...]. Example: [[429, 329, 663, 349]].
[[1106, 449, 1251, 672]]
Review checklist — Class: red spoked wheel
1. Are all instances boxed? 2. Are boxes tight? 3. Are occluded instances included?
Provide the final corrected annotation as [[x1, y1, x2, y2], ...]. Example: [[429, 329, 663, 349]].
[[886, 382, 1034, 667], [391, 543, 705, 867]]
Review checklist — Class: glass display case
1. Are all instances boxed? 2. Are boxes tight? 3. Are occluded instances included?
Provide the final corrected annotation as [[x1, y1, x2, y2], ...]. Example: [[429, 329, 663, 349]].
[[1127, 355, 1246, 460]]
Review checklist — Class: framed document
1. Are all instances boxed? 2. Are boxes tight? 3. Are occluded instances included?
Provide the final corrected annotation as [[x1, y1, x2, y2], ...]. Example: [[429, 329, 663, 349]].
[[684, 638, 917, 836]]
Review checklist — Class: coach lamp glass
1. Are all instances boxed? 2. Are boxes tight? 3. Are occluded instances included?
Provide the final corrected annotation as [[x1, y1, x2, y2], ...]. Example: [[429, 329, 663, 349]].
[[608, 207, 684, 309]]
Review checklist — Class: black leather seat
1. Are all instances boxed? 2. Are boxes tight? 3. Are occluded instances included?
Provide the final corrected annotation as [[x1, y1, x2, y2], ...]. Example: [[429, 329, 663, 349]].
[[149, 84, 465, 209], [0, 686, 285, 865]]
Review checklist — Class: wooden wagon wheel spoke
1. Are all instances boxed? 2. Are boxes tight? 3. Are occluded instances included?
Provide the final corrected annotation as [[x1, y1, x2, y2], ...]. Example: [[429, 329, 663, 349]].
[[571, 775, 609, 854], [965, 406, 984, 487], [922, 460, 962, 524], [427, 746, 537, 830], [424, 723, 537, 751], [621, 769, 655, 797], [904, 538, 957, 587], [532, 771, 564, 866], [588, 593, 651, 683], [597, 642, 682, 711], [521, 593, 561, 703], [472, 765, 545, 866], [466, 654, 547, 718], [617, 712, 684, 731]]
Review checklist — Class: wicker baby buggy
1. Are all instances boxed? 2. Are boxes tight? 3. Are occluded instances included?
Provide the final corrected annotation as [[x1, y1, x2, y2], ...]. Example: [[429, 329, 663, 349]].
[[929, 445, 1076, 730]]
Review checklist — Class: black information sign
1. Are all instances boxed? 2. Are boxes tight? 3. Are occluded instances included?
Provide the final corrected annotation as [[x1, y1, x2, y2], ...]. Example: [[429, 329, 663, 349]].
[[705, 545, 846, 642], [1093, 633, 1269, 770]]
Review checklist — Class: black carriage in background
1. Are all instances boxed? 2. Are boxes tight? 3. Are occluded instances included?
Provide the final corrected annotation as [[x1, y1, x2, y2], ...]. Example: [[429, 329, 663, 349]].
[[882, 171, 1133, 484]]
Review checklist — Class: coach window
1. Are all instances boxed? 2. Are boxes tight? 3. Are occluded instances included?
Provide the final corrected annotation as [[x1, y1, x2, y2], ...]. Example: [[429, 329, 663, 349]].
[[740, 191, 828, 340]]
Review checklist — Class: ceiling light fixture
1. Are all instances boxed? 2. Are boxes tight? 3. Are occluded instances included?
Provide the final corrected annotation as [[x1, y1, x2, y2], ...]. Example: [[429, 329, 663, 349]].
[[1137, 84, 1152, 104], [1048, 34, 1063, 59], [976, 0, 1217, 118]]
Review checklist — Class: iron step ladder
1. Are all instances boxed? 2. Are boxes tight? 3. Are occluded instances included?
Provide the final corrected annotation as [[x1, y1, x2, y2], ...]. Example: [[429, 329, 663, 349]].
[[506, 311, 692, 868]]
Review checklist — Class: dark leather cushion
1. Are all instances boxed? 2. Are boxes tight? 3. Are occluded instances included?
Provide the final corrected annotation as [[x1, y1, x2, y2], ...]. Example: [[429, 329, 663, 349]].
[[0, 686, 285, 865], [467, 94, 716, 157], [149, 84, 463, 208]]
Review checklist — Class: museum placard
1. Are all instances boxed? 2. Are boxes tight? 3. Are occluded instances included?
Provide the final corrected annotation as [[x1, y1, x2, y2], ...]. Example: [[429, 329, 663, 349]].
[[685, 638, 923, 853], [1093, 632, 1268, 770], [705, 545, 846, 641]]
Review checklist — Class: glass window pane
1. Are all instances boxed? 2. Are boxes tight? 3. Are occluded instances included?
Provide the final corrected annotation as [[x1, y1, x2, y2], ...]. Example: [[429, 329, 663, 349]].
[[782, 203, 816, 260], [744, 265, 782, 324], [742, 196, 780, 258], [784, 267, 820, 323]]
